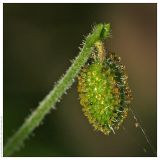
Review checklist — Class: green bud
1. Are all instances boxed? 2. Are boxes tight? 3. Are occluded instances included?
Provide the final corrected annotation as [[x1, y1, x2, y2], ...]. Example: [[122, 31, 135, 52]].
[[77, 46, 132, 135]]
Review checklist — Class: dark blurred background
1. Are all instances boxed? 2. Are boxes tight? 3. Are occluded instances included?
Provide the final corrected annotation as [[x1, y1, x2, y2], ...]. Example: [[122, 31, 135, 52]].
[[3, 3, 157, 157]]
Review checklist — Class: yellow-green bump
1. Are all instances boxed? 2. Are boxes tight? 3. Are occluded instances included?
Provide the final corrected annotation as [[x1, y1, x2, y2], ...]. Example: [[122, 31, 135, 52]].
[[77, 49, 132, 135]]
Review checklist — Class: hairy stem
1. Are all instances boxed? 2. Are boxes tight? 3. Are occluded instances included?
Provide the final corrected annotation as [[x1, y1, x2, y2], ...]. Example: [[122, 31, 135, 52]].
[[4, 23, 111, 156]]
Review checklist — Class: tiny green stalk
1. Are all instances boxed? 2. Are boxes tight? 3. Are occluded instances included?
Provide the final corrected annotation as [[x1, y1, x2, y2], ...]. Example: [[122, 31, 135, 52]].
[[4, 23, 111, 156]]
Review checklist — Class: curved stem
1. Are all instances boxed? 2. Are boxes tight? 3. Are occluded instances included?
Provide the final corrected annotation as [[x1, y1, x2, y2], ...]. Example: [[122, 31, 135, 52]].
[[4, 23, 111, 156]]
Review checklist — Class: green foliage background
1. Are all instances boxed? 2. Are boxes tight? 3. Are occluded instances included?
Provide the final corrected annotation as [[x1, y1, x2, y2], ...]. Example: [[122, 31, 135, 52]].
[[4, 3, 157, 156]]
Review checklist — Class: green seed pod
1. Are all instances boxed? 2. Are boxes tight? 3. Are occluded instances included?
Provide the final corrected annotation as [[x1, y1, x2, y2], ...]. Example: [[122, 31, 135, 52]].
[[77, 42, 132, 135]]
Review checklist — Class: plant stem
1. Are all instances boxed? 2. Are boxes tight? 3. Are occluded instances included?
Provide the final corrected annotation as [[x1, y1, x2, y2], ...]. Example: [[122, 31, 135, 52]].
[[4, 23, 111, 156]]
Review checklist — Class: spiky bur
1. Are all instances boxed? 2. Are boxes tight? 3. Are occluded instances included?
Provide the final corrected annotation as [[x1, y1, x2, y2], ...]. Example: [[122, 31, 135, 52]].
[[77, 42, 132, 135]]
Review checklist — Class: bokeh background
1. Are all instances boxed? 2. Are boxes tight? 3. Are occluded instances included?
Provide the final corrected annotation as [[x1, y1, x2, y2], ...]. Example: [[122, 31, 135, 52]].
[[3, 3, 157, 157]]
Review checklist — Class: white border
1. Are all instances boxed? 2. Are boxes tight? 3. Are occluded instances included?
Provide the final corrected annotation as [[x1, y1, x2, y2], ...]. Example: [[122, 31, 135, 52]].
[[0, 1, 3, 158], [0, 158, 159, 160], [157, 1, 159, 159], [0, 1, 158, 159], [0, 0, 159, 3]]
